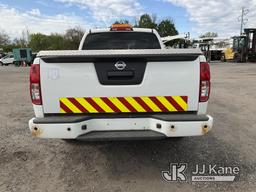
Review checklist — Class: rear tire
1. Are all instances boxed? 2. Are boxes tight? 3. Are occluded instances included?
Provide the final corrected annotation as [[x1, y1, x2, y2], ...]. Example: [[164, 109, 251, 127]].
[[169, 137, 184, 141], [234, 54, 241, 63], [62, 139, 78, 144], [220, 54, 226, 62]]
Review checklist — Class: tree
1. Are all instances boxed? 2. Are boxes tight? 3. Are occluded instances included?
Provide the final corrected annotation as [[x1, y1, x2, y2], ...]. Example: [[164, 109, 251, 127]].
[[29, 33, 69, 51], [47, 34, 66, 50], [64, 27, 85, 49], [13, 29, 30, 48], [28, 27, 85, 51], [29, 33, 49, 52], [113, 20, 129, 24], [136, 14, 157, 29], [135, 14, 178, 42], [157, 19, 178, 37], [199, 32, 218, 38], [1, 44, 16, 52], [0, 31, 10, 45]]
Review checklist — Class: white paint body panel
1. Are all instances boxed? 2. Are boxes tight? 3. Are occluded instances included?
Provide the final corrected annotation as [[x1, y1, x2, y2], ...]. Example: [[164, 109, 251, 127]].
[[29, 29, 214, 139], [33, 104, 44, 118], [198, 102, 208, 114], [40, 58, 200, 113], [38, 49, 202, 57], [29, 115, 213, 138]]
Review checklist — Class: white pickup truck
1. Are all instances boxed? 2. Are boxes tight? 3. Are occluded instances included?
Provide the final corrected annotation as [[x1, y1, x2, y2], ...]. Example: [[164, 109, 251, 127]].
[[29, 24, 213, 140]]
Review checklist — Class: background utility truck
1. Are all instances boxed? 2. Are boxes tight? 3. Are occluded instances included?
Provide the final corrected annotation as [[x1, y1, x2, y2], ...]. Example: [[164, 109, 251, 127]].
[[29, 24, 213, 140]]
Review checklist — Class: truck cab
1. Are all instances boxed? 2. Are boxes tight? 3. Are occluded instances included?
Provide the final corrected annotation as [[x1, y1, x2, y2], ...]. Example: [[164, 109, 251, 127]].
[[28, 24, 213, 140]]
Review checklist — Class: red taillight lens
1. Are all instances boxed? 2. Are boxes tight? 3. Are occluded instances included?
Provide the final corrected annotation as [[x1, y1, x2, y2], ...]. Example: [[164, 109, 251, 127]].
[[199, 62, 211, 102], [30, 64, 42, 105]]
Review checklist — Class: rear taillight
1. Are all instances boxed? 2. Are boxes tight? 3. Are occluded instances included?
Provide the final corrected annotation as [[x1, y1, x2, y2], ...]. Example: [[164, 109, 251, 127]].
[[30, 64, 42, 105], [199, 62, 211, 102]]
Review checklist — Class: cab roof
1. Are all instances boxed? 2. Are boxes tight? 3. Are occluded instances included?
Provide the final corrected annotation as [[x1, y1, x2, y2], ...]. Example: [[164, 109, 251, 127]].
[[89, 27, 155, 34]]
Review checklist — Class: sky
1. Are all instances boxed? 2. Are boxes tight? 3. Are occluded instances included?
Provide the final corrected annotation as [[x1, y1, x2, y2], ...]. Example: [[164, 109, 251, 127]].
[[0, 0, 255, 39]]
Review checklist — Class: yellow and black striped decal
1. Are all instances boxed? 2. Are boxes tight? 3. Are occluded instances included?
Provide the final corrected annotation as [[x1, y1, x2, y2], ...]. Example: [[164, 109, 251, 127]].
[[60, 96, 188, 113]]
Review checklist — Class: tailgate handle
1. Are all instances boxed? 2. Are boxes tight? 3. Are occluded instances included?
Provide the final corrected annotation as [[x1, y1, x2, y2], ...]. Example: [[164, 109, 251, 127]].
[[107, 71, 134, 80]]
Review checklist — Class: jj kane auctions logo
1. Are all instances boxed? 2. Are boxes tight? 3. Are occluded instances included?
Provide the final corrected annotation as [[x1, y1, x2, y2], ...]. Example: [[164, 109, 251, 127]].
[[162, 163, 240, 182]]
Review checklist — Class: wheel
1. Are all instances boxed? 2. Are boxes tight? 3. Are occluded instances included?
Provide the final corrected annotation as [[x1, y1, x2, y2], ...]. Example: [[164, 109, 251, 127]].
[[0, 62, 3, 66], [14, 61, 19, 67], [234, 54, 242, 63], [170, 137, 185, 141], [220, 54, 226, 62], [62, 139, 79, 144]]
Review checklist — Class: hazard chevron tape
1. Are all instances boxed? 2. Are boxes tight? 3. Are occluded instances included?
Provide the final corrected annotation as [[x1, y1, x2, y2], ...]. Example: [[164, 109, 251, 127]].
[[59, 96, 188, 113]]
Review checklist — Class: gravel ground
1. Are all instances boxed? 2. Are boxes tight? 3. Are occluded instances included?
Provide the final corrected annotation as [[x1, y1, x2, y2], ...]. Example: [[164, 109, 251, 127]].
[[0, 62, 255, 192]]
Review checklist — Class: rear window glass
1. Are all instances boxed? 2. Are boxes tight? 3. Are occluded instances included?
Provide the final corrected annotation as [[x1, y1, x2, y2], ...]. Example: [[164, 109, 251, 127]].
[[82, 32, 161, 50]]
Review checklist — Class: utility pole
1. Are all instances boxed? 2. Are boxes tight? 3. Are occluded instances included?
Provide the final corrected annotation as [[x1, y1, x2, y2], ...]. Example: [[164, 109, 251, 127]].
[[239, 7, 249, 35], [240, 7, 244, 35]]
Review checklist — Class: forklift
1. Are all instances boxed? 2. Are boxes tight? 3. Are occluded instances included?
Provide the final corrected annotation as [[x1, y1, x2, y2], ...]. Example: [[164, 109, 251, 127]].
[[244, 28, 256, 62], [192, 38, 211, 61], [221, 28, 256, 62]]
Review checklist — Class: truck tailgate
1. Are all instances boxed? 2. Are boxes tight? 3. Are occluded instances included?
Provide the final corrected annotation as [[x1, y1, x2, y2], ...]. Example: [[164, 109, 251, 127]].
[[38, 49, 201, 114]]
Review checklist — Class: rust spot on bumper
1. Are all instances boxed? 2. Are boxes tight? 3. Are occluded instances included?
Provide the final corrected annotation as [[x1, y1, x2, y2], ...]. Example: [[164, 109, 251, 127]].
[[202, 124, 209, 134], [31, 127, 43, 137]]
